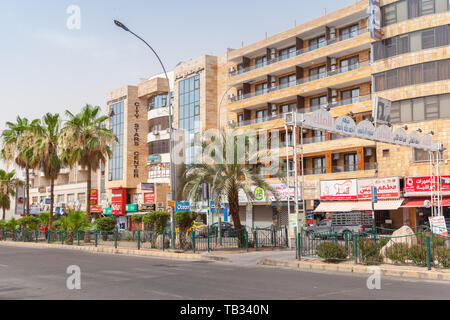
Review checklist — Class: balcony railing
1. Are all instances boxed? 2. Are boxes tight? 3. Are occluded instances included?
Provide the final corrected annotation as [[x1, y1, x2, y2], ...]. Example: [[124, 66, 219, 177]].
[[230, 27, 368, 77], [332, 165, 358, 173], [231, 61, 370, 103]]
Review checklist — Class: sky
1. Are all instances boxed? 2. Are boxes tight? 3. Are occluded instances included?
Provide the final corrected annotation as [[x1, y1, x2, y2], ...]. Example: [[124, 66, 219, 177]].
[[0, 0, 355, 133]]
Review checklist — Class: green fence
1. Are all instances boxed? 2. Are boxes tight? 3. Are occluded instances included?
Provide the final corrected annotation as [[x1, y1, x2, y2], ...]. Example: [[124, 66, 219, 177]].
[[0, 226, 289, 253], [297, 229, 450, 269]]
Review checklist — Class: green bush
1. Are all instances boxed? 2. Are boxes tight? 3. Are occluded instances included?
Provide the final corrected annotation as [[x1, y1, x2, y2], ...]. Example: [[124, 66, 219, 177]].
[[175, 211, 197, 233], [358, 238, 383, 265], [436, 247, 450, 268], [416, 232, 446, 247], [385, 243, 409, 264], [95, 217, 116, 232], [38, 212, 50, 229], [142, 211, 171, 232], [19, 216, 41, 231], [131, 215, 143, 223], [376, 237, 389, 249], [316, 242, 348, 262], [408, 244, 430, 266], [5, 218, 19, 231]]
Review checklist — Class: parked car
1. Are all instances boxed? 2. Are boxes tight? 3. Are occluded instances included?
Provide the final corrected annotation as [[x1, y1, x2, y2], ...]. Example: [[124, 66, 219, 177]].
[[209, 222, 236, 237], [306, 212, 373, 237]]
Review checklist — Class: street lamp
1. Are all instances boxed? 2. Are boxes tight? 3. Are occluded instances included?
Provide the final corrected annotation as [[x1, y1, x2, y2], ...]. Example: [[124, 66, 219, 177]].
[[114, 19, 177, 248]]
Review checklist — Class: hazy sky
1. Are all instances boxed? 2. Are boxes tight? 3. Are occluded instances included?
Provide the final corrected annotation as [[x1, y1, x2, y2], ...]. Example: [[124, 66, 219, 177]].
[[0, 0, 355, 132]]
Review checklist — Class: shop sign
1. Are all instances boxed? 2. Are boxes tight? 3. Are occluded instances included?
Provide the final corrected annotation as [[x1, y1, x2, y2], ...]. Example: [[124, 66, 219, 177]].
[[90, 189, 98, 205], [320, 179, 358, 200], [147, 155, 161, 164], [267, 184, 302, 202], [16, 186, 25, 215], [141, 183, 155, 191], [126, 204, 138, 212], [357, 177, 400, 199], [30, 205, 40, 215], [45, 198, 51, 205], [144, 193, 155, 204], [104, 208, 112, 216], [405, 176, 450, 197], [175, 201, 191, 212], [334, 115, 356, 135], [90, 205, 102, 213], [111, 188, 126, 215], [429, 216, 448, 237], [140, 204, 156, 212], [288, 214, 298, 237]]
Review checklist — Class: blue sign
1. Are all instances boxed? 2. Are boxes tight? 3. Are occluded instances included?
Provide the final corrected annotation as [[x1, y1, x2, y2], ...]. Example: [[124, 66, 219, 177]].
[[45, 198, 51, 205], [55, 207, 61, 215], [307, 210, 314, 220], [371, 186, 378, 203], [175, 201, 191, 212], [210, 201, 228, 221], [369, 0, 382, 40]]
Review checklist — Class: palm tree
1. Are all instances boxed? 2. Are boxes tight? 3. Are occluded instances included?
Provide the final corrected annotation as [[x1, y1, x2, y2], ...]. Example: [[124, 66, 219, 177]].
[[0, 169, 22, 220], [34, 113, 62, 229], [59, 105, 117, 240], [1, 117, 40, 216], [183, 128, 281, 232]]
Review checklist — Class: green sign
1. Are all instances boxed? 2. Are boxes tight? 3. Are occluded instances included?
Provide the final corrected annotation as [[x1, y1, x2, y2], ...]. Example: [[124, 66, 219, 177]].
[[104, 208, 112, 215], [126, 204, 138, 212]]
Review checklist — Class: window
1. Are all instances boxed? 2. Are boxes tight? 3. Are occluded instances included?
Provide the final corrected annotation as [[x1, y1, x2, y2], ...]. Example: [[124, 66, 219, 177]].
[[437, 59, 450, 80], [414, 148, 430, 162], [313, 157, 326, 174], [279, 46, 296, 60], [280, 131, 293, 147], [374, 74, 386, 92], [390, 93, 450, 123], [386, 69, 399, 89], [67, 194, 75, 204], [421, 29, 435, 49], [436, 25, 449, 46], [237, 114, 244, 125], [421, 0, 435, 15], [148, 140, 170, 155], [108, 101, 124, 181], [341, 88, 360, 105], [382, 0, 441, 26], [383, 149, 390, 157], [255, 109, 268, 123], [344, 153, 357, 172], [310, 96, 328, 111], [279, 74, 296, 89], [148, 94, 168, 111], [385, 38, 397, 57], [340, 25, 358, 41], [255, 83, 268, 96], [237, 89, 243, 100], [423, 61, 437, 82], [398, 66, 410, 87], [255, 56, 267, 69], [383, 2, 398, 26], [312, 130, 325, 143], [340, 56, 358, 73], [398, 34, 410, 54], [309, 65, 326, 81], [280, 103, 296, 114], [309, 36, 326, 50]]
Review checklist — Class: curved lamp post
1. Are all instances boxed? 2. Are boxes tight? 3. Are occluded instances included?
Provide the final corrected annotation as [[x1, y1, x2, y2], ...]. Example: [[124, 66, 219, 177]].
[[114, 20, 176, 247]]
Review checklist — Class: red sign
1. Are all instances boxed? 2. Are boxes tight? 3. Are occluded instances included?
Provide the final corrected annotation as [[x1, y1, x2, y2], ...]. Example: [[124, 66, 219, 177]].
[[111, 188, 126, 215], [405, 176, 450, 197], [144, 193, 155, 204], [358, 177, 400, 199], [90, 205, 102, 213], [320, 179, 358, 200], [90, 189, 98, 205]]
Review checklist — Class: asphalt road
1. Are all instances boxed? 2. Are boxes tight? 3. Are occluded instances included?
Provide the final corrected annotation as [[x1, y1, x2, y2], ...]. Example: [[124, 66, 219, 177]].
[[0, 245, 449, 300]]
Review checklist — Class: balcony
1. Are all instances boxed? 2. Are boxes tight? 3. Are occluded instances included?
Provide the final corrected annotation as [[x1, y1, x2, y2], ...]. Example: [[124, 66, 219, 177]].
[[230, 61, 370, 107], [230, 28, 368, 78]]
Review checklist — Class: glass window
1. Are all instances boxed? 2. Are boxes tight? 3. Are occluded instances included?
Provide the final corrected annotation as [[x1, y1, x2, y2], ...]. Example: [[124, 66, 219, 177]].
[[398, 34, 410, 54], [410, 64, 423, 84], [340, 56, 359, 72], [279, 46, 296, 60], [255, 56, 267, 69], [420, 0, 435, 15], [435, 25, 449, 47], [386, 70, 399, 89], [408, 0, 420, 18], [385, 37, 397, 57], [279, 74, 296, 89], [425, 96, 439, 119], [313, 157, 326, 174], [310, 96, 328, 111], [383, 3, 398, 26], [344, 153, 357, 172], [421, 29, 435, 49], [374, 74, 386, 92], [341, 88, 360, 105], [413, 98, 426, 121], [340, 25, 358, 41], [309, 36, 326, 50], [437, 59, 450, 80], [440, 94, 450, 118], [400, 100, 413, 122], [255, 110, 268, 123], [280, 103, 296, 114], [255, 83, 268, 96], [309, 65, 326, 80], [414, 148, 430, 162], [423, 62, 437, 82]]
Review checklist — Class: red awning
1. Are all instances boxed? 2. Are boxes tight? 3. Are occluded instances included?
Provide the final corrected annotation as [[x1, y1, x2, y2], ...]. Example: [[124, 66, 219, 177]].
[[402, 197, 450, 208]]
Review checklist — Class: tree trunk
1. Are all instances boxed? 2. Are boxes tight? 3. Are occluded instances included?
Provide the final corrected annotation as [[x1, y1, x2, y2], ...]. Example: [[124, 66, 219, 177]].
[[49, 177, 54, 229], [84, 163, 92, 243], [228, 185, 241, 229], [2, 207, 5, 221], [25, 165, 30, 216]]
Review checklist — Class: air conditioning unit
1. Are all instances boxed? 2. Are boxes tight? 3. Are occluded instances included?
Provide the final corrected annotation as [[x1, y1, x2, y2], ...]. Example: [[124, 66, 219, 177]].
[[329, 27, 336, 39], [270, 48, 276, 60], [330, 58, 337, 65], [228, 66, 236, 73], [333, 154, 340, 160], [271, 104, 277, 111], [153, 128, 159, 135], [331, 90, 337, 97], [229, 93, 236, 101]]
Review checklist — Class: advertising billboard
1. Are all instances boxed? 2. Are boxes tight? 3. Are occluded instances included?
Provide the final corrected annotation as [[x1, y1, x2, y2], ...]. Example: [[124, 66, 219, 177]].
[[405, 176, 450, 197], [358, 177, 400, 199], [111, 188, 126, 215], [320, 179, 358, 200]]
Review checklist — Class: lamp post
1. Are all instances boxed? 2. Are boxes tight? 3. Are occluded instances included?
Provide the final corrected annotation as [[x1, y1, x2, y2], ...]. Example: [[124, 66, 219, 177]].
[[114, 20, 176, 248]]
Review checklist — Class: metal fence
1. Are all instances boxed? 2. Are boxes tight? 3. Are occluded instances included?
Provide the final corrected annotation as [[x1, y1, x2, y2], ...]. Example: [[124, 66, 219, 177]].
[[0, 226, 289, 253], [297, 229, 450, 269]]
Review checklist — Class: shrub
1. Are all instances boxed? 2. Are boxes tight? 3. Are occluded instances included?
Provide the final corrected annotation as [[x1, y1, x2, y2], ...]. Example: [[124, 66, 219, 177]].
[[358, 238, 383, 265], [151, 211, 171, 232], [131, 215, 143, 223], [316, 242, 348, 262], [436, 247, 450, 268], [385, 243, 409, 264], [376, 237, 389, 249], [408, 244, 430, 266], [175, 211, 198, 233], [38, 212, 50, 229], [5, 218, 19, 231], [416, 232, 446, 247], [19, 216, 41, 231], [95, 217, 116, 232]]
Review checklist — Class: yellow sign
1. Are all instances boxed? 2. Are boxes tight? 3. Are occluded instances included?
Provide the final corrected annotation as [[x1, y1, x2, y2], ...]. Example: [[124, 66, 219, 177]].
[[254, 187, 264, 201], [167, 200, 176, 207]]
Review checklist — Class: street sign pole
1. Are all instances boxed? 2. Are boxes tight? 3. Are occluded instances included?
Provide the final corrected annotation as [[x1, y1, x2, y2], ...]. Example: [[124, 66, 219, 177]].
[[371, 186, 378, 236]]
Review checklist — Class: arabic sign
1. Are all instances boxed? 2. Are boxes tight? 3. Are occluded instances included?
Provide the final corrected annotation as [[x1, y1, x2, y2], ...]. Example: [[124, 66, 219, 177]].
[[90, 205, 102, 213], [405, 176, 450, 197], [90, 189, 98, 205], [429, 216, 448, 237], [175, 201, 191, 212], [320, 179, 358, 200], [141, 183, 155, 191], [144, 193, 155, 204], [111, 188, 126, 215], [358, 177, 400, 199], [369, 0, 382, 40]]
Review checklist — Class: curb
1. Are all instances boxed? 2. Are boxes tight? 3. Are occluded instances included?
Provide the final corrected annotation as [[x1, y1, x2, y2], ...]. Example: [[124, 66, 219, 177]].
[[0, 241, 205, 261], [258, 258, 450, 281]]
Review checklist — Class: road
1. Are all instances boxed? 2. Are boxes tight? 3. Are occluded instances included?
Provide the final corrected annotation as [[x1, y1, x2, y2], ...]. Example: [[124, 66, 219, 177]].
[[0, 245, 449, 300]]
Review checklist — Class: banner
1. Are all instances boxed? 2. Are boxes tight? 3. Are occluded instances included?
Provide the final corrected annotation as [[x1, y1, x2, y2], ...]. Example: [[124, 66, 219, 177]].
[[90, 189, 98, 205], [111, 188, 126, 215], [369, 0, 382, 39], [358, 177, 400, 199], [429, 216, 448, 237], [405, 176, 450, 197], [320, 179, 358, 200], [144, 193, 155, 204], [16, 186, 25, 215]]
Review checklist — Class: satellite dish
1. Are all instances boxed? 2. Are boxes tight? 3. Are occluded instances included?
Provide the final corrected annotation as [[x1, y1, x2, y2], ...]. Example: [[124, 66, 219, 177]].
[[424, 200, 431, 208]]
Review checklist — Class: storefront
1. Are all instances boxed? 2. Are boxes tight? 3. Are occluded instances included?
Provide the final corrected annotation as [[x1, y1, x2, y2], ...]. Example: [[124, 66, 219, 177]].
[[315, 177, 405, 229]]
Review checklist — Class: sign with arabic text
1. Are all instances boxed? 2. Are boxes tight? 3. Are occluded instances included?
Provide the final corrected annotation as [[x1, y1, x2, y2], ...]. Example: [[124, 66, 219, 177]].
[[358, 177, 400, 199]]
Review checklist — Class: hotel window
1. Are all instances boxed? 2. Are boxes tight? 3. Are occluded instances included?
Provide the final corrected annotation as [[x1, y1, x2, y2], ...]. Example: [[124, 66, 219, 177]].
[[382, 0, 448, 26], [108, 101, 124, 181], [344, 153, 357, 172], [148, 93, 168, 111], [341, 88, 360, 105], [255, 109, 268, 123], [280, 103, 296, 114], [255, 56, 267, 69], [390, 93, 450, 123], [279, 74, 296, 89], [279, 46, 296, 60], [148, 140, 170, 155], [255, 83, 268, 96], [313, 157, 326, 175], [310, 96, 328, 111], [309, 36, 326, 50], [340, 56, 359, 73], [339, 25, 358, 41], [309, 65, 326, 81]]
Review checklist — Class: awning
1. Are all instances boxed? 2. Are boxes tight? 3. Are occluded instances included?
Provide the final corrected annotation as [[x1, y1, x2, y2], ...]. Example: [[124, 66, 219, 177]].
[[402, 197, 450, 208], [315, 199, 405, 212]]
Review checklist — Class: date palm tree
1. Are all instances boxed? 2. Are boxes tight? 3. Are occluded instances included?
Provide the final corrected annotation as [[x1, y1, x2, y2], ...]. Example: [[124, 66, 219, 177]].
[[1, 117, 40, 216], [0, 169, 22, 220], [183, 128, 281, 234], [34, 113, 62, 229], [59, 105, 117, 240]]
